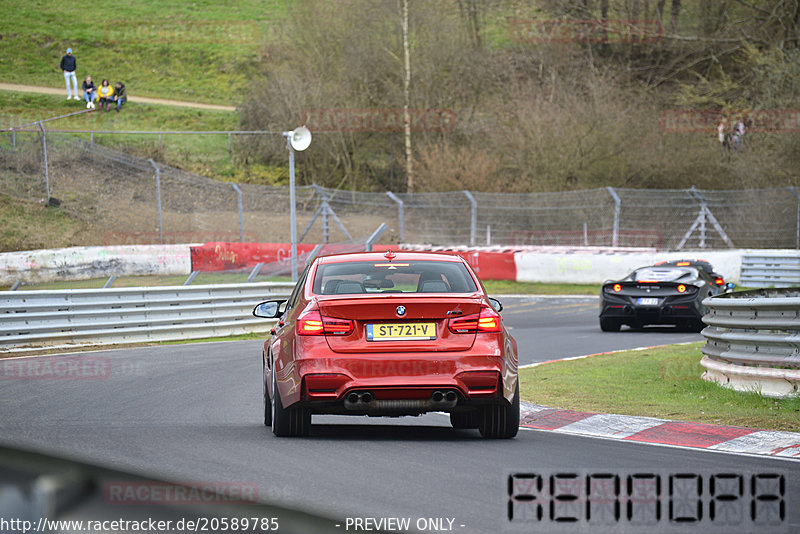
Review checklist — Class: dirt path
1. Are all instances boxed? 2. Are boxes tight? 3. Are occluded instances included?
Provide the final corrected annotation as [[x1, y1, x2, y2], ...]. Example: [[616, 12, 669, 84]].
[[0, 82, 236, 112]]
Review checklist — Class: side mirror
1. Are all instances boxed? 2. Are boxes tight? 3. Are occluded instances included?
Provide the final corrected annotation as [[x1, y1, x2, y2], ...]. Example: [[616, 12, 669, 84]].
[[253, 300, 285, 319], [488, 297, 503, 312]]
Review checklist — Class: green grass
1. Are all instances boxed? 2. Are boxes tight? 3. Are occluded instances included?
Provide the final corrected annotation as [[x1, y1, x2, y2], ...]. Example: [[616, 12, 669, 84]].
[[6, 274, 592, 294], [0, 0, 288, 104], [519, 343, 800, 432], [4, 272, 293, 291], [0, 90, 246, 178], [483, 279, 599, 295], [0, 194, 91, 252]]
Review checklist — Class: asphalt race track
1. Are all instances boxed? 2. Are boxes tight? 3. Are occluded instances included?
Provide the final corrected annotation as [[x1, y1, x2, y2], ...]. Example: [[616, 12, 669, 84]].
[[1, 296, 797, 533]]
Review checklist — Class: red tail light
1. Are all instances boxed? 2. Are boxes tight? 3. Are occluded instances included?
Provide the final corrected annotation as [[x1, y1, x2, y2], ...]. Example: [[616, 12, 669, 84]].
[[677, 284, 687, 293], [448, 307, 502, 334], [322, 317, 354, 336], [714, 278, 724, 285], [298, 311, 353, 336], [612, 283, 622, 292]]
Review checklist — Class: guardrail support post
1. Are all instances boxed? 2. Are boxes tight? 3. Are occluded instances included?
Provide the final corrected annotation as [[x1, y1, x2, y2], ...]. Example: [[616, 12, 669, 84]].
[[10, 280, 21, 291], [37, 121, 50, 200], [103, 276, 116, 288], [365, 223, 388, 252], [148, 159, 163, 244], [463, 190, 477, 247], [790, 186, 800, 249], [184, 271, 200, 285], [247, 262, 264, 283], [606, 187, 620, 247], [385, 191, 404, 243], [231, 183, 244, 243]]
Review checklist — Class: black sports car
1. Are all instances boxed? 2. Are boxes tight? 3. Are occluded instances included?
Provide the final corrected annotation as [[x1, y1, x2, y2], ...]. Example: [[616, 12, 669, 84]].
[[599, 261, 727, 332]]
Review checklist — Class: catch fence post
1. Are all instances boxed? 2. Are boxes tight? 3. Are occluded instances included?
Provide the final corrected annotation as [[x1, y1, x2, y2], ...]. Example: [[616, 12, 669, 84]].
[[231, 183, 244, 243], [463, 190, 477, 247], [790, 186, 800, 250], [606, 187, 620, 247], [148, 159, 163, 244], [37, 122, 50, 200], [386, 191, 404, 243]]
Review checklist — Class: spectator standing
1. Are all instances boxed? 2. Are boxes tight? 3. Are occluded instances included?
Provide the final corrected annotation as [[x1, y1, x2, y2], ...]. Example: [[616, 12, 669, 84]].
[[60, 48, 79, 100], [82, 76, 96, 109], [112, 82, 127, 112], [732, 117, 746, 150], [717, 117, 727, 145], [97, 79, 114, 111]]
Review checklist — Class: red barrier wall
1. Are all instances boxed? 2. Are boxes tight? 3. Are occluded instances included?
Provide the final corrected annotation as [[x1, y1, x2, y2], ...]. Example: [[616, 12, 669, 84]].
[[190, 243, 318, 272], [190, 242, 518, 280], [372, 246, 517, 281]]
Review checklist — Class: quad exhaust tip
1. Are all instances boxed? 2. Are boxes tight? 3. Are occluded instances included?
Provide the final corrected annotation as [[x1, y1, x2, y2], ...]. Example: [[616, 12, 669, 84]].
[[343, 389, 460, 410]]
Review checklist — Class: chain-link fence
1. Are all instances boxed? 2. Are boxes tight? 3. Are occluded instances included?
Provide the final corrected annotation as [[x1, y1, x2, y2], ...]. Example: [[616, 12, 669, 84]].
[[1, 126, 799, 250]]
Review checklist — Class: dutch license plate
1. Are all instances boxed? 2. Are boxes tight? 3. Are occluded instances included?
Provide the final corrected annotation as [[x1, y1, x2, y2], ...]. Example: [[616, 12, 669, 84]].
[[636, 298, 659, 306], [366, 323, 436, 341]]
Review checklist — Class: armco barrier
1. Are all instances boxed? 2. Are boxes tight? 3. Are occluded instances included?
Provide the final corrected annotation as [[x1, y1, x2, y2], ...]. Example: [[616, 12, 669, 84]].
[[740, 253, 800, 288], [0, 282, 294, 351], [700, 288, 800, 398]]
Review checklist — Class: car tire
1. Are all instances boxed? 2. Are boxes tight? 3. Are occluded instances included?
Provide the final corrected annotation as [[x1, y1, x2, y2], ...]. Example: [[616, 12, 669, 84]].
[[599, 317, 621, 332], [450, 409, 479, 429], [271, 364, 310, 437], [262, 354, 272, 427], [478, 381, 520, 439]]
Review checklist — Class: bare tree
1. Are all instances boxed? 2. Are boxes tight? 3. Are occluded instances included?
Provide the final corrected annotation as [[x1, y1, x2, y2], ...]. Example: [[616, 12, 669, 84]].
[[670, 0, 681, 34], [402, 0, 413, 192]]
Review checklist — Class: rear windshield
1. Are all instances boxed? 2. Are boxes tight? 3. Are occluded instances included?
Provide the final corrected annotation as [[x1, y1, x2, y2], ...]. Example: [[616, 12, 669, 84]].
[[312, 260, 479, 295], [631, 267, 698, 282]]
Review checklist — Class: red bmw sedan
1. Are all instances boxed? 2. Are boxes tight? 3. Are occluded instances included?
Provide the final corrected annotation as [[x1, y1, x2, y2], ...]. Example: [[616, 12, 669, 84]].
[[253, 250, 519, 438]]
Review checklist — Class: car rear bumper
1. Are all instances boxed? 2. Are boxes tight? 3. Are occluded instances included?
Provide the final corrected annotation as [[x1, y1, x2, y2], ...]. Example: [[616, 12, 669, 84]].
[[283, 352, 515, 413], [600, 302, 703, 324]]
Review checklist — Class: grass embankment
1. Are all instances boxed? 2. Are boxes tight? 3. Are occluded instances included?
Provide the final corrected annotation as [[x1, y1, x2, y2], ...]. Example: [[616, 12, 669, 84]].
[[519, 343, 800, 432], [0, 194, 93, 252], [0, 0, 288, 104], [0, 90, 274, 181]]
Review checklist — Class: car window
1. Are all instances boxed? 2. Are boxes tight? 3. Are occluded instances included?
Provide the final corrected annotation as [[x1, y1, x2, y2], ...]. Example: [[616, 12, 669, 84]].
[[312, 260, 478, 295], [286, 264, 311, 310], [631, 267, 697, 282]]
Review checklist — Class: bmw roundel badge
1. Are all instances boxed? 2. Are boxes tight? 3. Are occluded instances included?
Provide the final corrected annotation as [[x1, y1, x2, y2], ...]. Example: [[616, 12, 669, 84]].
[[396, 305, 406, 317]]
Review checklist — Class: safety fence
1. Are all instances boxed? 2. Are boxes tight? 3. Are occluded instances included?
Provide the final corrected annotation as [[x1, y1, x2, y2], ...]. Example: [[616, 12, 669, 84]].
[[701, 287, 800, 398], [2, 125, 800, 249], [0, 282, 293, 351]]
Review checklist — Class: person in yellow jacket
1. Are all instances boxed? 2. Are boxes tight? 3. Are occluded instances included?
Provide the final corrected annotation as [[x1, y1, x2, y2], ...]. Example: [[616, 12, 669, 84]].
[[96, 79, 115, 111]]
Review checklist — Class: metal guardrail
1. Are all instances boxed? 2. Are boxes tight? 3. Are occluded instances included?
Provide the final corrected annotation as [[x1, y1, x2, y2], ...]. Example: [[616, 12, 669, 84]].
[[700, 287, 800, 398], [740, 254, 800, 288], [0, 282, 295, 351]]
